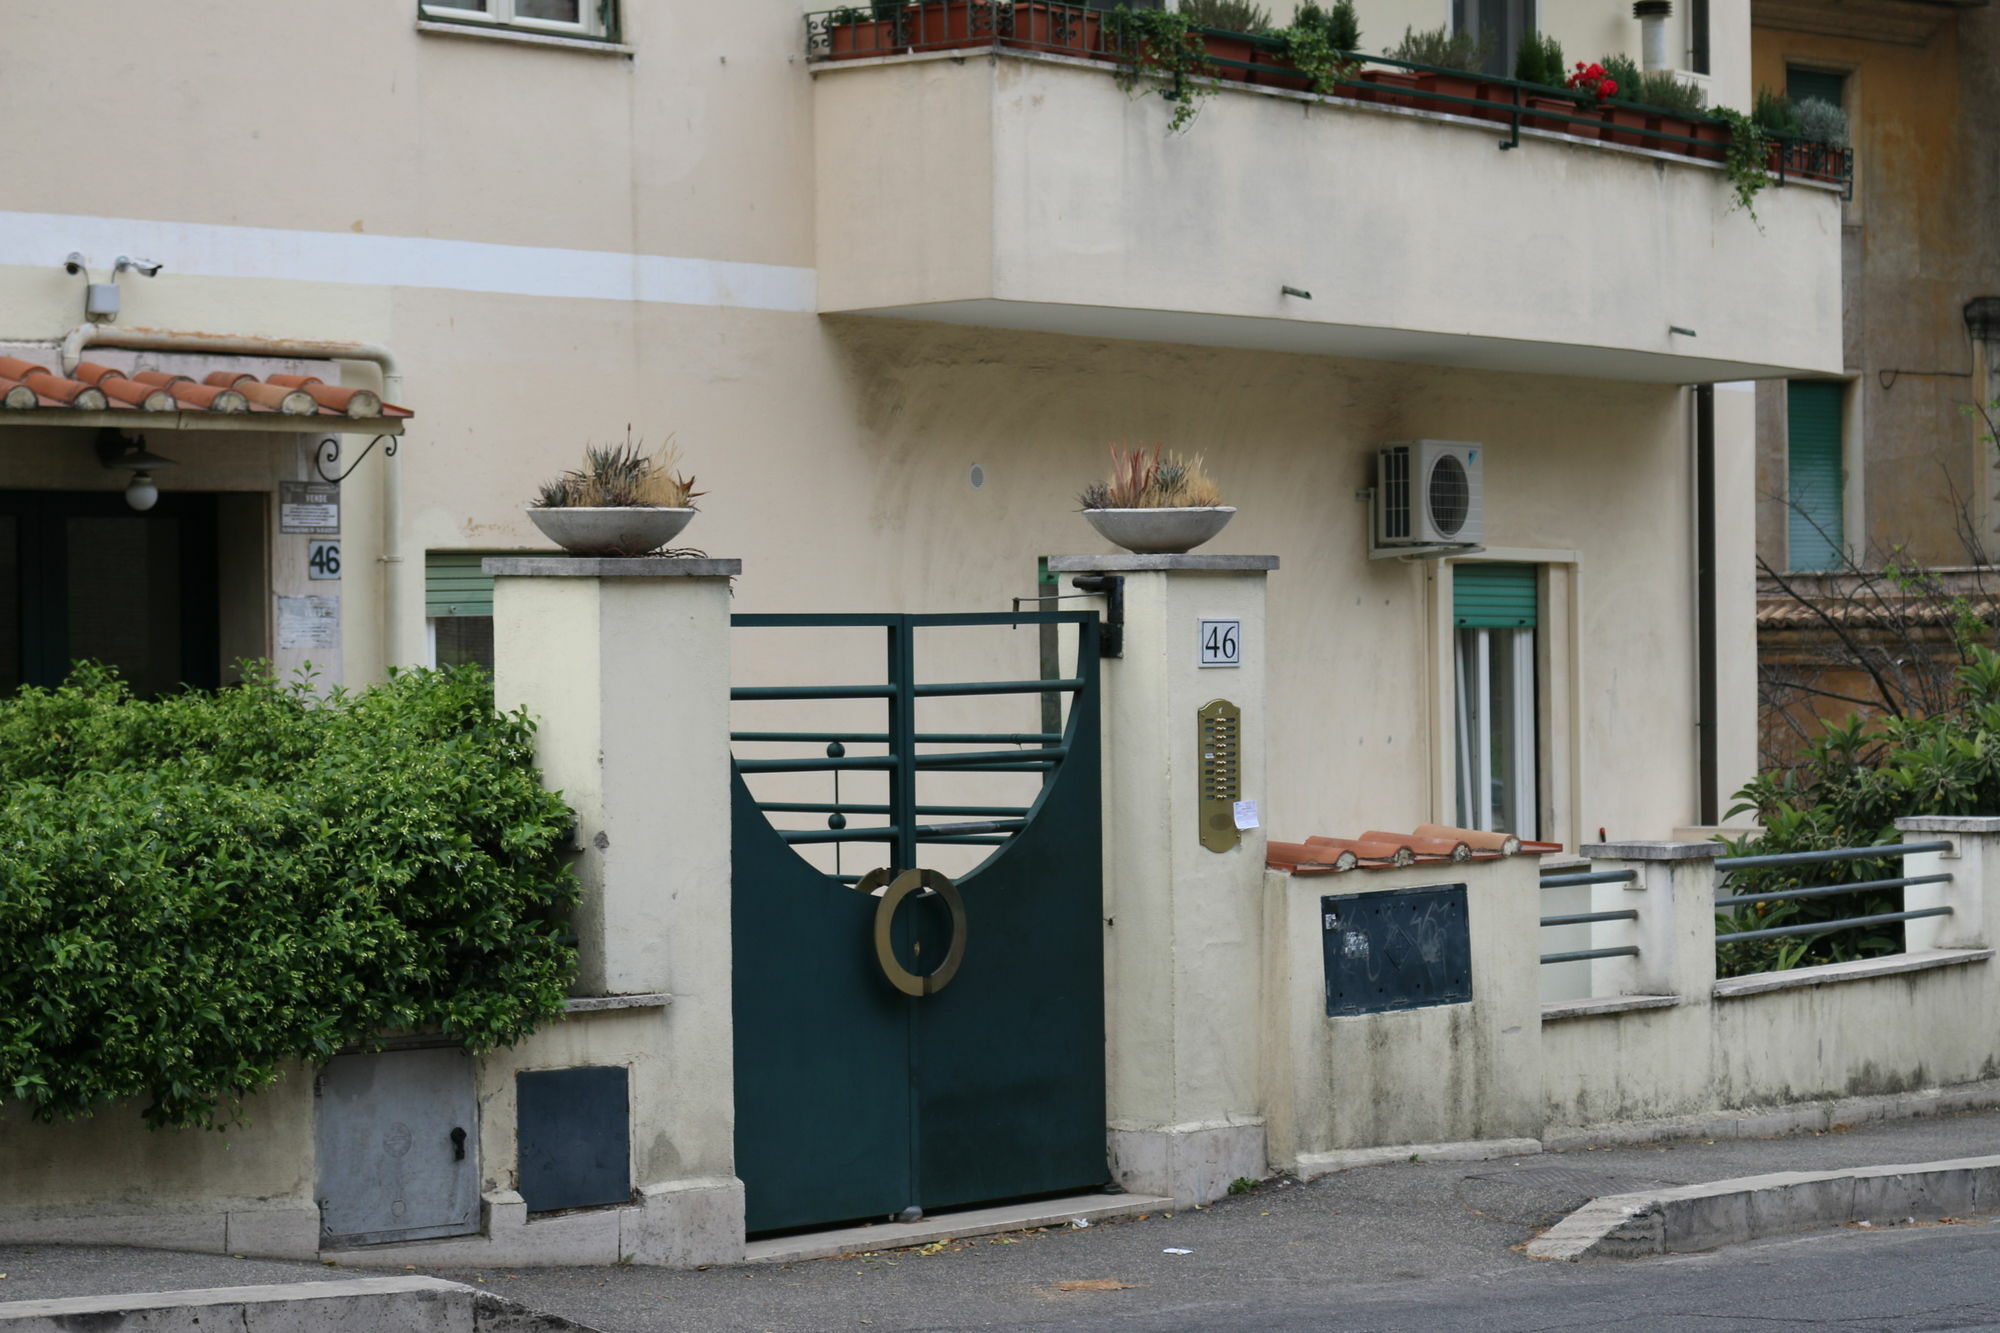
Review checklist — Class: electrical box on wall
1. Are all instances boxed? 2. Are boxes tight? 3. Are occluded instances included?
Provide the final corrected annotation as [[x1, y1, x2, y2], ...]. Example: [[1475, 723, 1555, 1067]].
[[1370, 440, 1485, 559]]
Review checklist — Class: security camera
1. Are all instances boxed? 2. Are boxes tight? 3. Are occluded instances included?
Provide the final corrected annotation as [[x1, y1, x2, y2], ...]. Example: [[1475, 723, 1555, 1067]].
[[114, 256, 164, 278], [63, 251, 86, 276]]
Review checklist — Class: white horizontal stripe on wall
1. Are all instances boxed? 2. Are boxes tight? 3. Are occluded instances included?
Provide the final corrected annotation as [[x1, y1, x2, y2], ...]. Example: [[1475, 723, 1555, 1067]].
[[0, 210, 818, 313]]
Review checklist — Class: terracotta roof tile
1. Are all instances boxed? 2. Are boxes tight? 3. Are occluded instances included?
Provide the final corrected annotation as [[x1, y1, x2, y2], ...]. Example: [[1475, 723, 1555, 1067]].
[[1268, 825, 1559, 875], [0, 356, 410, 424]]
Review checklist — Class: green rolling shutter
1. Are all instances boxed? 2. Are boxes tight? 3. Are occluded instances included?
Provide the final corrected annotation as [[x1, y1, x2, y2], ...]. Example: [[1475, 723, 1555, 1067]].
[[1786, 66, 1846, 108], [1454, 563, 1538, 628], [425, 552, 494, 618], [1787, 381, 1846, 572]]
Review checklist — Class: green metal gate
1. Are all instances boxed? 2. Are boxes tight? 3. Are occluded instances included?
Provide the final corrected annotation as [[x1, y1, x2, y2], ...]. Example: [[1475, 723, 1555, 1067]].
[[730, 612, 1105, 1235]]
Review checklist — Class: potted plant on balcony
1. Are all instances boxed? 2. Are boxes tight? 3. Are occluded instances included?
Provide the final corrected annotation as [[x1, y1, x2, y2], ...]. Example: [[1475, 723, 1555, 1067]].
[[1177, 0, 1268, 82], [1259, 1, 1361, 95], [528, 436, 705, 557], [825, 3, 903, 59], [1077, 443, 1234, 554], [1512, 30, 1575, 131], [1384, 25, 1494, 118], [1567, 58, 1638, 144]]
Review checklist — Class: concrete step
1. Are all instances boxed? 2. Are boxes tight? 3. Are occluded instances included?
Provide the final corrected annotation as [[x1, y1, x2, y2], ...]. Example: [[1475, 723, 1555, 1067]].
[[742, 1192, 1178, 1265]]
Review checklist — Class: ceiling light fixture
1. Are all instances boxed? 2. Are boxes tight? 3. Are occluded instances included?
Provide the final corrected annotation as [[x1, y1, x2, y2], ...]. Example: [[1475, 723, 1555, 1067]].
[[96, 429, 179, 512]]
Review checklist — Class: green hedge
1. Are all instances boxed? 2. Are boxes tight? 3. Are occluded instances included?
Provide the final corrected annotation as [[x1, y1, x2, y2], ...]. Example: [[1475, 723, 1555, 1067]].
[[0, 664, 578, 1128], [1721, 648, 2000, 975]]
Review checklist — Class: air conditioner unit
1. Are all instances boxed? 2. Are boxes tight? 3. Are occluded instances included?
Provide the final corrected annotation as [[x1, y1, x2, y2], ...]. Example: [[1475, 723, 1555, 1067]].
[[1372, 440, 1484, 557]]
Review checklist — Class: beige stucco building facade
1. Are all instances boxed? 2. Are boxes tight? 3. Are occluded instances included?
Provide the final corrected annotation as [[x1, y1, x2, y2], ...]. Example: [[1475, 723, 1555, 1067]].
[[0, 0, 1861, 1264], [0, 0, 1840, 846]]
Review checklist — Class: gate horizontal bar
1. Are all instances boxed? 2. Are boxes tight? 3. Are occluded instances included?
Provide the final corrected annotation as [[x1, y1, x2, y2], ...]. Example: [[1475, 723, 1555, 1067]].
[[779, 827, 900, 845], [1714, 905, 1952, 944], [1539, 910, 1640, 927], [755, 801, 894, 815], [1715, 872, 1952, 908], [1715, 840, 1953, 872], [914, 679, 1086, 697], [735, 756, 895, 773], [918, 804, 1031, 817], [911, 747, 1068, 768], [731, 684, 896, 701], [1539, 870, 1640, 888], [729, 732, 1064, 745], [732, 611, 1096, 628], [915, 820, 1027, 837], [917, 834, 1013, 845], [919, 761, 1054, 772], [1540, 946, 1641, 965]]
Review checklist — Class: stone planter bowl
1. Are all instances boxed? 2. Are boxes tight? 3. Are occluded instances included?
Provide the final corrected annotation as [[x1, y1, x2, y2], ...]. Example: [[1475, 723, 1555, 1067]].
[[526, 506, 696, 557], [1081, 506, 1236, 555]]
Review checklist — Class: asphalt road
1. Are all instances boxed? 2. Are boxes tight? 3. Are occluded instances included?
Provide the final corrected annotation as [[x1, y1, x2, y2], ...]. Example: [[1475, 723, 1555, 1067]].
[[6, 1109, 2000, 1331]]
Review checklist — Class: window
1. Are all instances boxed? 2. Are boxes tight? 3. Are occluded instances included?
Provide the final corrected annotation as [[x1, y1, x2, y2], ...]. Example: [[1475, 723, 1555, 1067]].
[[1451, 0, 1534, 78], [426, 551, 496, 671], [420, 0, 615, 40], [1453, 563, 1539, 838], [1786, 381, 1846, 572], [1785, 66, 1847, 110]]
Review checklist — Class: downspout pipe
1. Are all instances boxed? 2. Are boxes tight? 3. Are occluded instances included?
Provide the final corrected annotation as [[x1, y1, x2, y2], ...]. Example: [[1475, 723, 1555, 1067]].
[[60, 323, 411, 669]]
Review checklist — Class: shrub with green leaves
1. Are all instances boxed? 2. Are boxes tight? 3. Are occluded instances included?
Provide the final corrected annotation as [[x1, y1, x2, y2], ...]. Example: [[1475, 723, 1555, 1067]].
[[1720, 647, 2000, 975], [1176, 0, 1271, 32], [0, 664, 578, 1128], [1513, 30, 1565, 88], [1628, 69, 1707, 115], [1792, 95, 1848, 147], [1388, 24, 1493, 73]]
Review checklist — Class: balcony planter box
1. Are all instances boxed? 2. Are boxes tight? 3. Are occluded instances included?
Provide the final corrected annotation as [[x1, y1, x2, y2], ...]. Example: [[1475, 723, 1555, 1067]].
[[1248, 46, 1313, 91], [1599, 104, 1657, 148], [904, 1, 990, 53], [1082, 506, 1236, 555], [1003, 2, 1102, 55], [1360, 67, 1422, 106], [1416, 71, 1488, 119], [1686, 118, 1730, 162], [828, 17, 905, 59], [1200, 32, 1258, 82], [1523, 93, 1577, 133]]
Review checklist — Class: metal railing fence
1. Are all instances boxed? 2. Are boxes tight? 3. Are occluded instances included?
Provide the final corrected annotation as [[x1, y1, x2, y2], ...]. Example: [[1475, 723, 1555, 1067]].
[[803, 2, 1853, 196], [1539, 866, 1638, 966]]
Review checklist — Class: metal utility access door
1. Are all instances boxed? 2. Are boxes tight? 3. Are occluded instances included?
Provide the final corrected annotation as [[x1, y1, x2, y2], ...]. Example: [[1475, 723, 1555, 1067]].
[[315, 1047, 480, 1247], [730, 612, 1106, 1236]]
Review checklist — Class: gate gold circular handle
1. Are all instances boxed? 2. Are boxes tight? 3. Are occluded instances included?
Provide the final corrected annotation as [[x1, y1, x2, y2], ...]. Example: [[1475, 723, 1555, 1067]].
[[872, 868, 966, 997]]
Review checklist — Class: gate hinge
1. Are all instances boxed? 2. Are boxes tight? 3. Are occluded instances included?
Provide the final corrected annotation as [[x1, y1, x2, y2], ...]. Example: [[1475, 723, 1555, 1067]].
[[1070, 574, 1124, 658]]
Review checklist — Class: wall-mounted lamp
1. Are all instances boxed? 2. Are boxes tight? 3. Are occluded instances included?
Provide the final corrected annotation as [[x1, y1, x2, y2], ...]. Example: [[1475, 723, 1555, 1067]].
[[96, 430, 178, 511], [63, 251, 164, 325]]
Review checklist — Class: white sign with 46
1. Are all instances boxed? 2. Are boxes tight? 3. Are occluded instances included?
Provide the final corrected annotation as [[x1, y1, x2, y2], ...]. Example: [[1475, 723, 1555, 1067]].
[[1198, 618, 1241, 668]]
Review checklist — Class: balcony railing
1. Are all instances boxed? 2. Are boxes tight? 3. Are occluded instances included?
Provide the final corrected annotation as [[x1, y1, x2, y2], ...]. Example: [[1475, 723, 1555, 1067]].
[[805, 1, 1853, 196]]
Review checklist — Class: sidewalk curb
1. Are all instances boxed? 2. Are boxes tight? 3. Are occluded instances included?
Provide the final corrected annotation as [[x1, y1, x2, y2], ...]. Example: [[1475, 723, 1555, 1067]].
[[0, 1275, 600, 1330], [1526, 1155, 2000, 1261]]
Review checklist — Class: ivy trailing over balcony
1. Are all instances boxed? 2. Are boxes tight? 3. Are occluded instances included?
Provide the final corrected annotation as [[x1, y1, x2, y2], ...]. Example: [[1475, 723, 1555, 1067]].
[[1106, 5, 1216, 132]]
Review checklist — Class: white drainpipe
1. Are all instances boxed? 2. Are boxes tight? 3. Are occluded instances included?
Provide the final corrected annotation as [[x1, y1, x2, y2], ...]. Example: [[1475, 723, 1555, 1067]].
[[60, 323, 411, 669]]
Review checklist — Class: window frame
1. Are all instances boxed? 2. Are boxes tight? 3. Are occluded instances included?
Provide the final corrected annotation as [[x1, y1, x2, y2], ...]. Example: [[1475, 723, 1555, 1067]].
[[418, 0, 617, 42], [1431, 551, 1579, 848]]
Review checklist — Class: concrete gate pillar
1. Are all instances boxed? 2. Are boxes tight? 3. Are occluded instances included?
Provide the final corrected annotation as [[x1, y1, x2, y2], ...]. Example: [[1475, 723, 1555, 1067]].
[[1050, 553, 1277, 1207], [487, 555, 743, 1266]]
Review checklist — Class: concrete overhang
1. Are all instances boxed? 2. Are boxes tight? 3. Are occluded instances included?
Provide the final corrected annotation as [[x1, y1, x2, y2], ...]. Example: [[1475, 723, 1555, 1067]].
[[814, 52, 1847, 383]]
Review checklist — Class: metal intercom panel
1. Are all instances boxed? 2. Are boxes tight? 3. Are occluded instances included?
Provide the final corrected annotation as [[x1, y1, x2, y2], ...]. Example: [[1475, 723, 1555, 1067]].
[[315, 1047, 480, 1247], [1321, 884, 1473, 1016], [1198, 699, 1241, 852]]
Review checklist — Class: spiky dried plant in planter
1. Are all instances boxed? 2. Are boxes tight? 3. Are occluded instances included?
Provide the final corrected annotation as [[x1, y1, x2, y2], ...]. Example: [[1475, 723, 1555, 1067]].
[[1077, 442, 1235, 555], [526, 433, 708, 557]]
